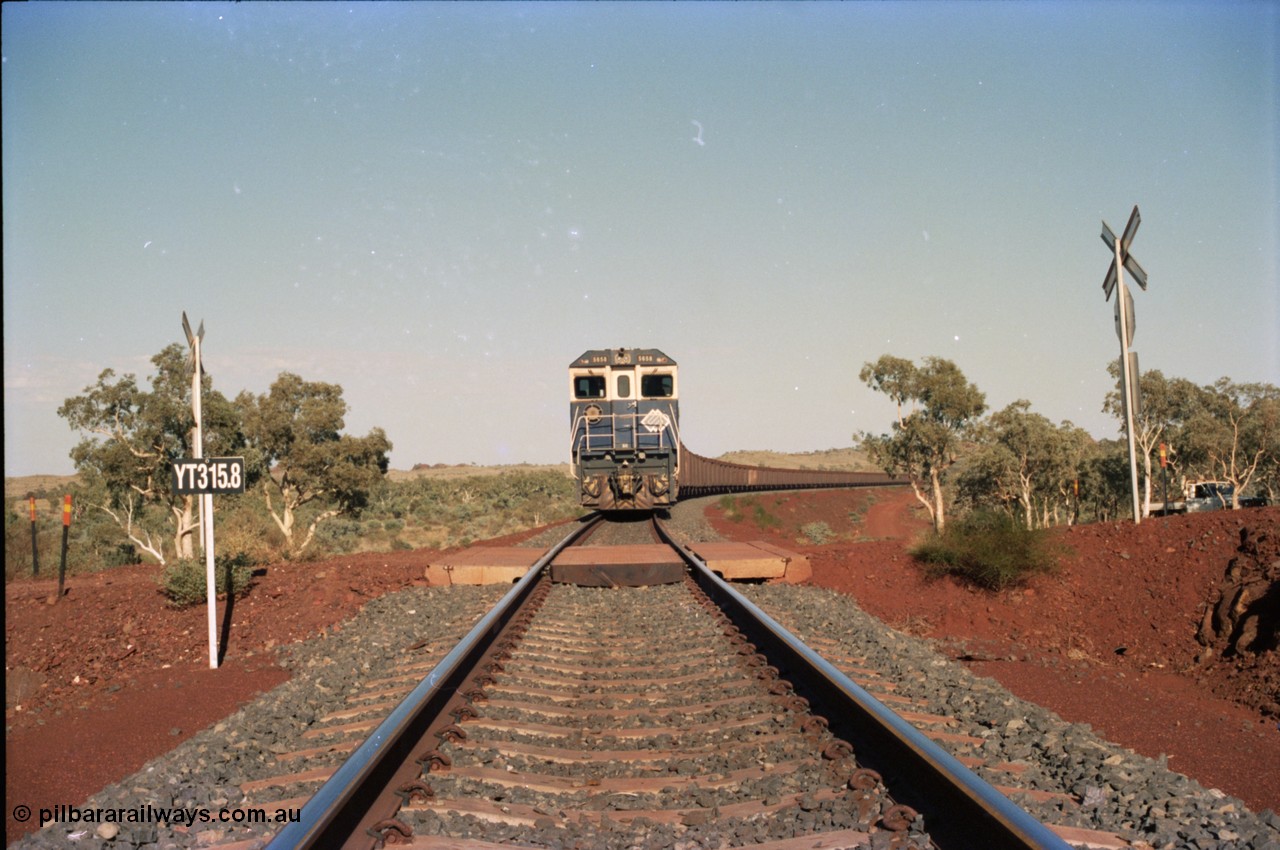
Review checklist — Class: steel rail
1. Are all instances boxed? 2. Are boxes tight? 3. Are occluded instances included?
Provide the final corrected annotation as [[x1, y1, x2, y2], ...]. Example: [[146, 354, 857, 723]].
[[656, 519, 1071, 850], [264, 516, 600, 850]]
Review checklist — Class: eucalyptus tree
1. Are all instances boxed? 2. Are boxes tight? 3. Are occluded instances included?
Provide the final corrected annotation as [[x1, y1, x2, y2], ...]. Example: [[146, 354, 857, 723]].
[[950, 440, 1019, 519], [1178, 379, 1278, 508], [58, 344, 242, 563], [1255, 401, 1280, 505], [858, 355, 987, 533], [237, 373, 392, 558], [954, 401, 1093, 527], [1103, 364, 1209, 516], [1076, 441, 1131, 523], [987, 401, 1056, 527]]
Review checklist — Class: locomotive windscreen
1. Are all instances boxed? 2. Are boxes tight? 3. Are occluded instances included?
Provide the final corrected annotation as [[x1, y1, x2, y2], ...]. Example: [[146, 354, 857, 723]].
[[575, 376, 605, 398], [641, 374, 674, 397]]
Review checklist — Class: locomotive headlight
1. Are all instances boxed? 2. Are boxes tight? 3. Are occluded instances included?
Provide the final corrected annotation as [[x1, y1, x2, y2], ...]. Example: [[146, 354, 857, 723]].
[[637, 451, 646, 462]]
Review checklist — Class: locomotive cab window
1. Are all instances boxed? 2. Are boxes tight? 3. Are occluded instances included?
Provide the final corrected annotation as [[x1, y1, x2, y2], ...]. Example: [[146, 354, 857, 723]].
[[574, 376, 605, 399], [616, 374, 632, 398], [641, 374, 673, 398]]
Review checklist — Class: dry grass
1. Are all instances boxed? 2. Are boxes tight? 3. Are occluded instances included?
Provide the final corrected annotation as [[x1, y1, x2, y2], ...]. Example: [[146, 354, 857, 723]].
[[5, 474, 79, 500], [385, 463, 571, 482], [715, 447, 878, 472]]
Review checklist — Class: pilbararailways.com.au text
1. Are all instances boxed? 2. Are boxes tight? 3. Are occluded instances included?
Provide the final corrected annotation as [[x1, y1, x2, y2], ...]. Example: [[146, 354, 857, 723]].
[[31, 803, 301, 828]]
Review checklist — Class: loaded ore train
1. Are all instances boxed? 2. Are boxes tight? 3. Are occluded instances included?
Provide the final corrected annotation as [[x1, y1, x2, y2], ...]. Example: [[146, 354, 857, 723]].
[[570, 347, 899, 510]]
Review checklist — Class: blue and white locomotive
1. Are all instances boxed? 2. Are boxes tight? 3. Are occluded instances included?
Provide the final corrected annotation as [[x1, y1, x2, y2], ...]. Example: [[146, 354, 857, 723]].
[[569, 348, 680, 510]]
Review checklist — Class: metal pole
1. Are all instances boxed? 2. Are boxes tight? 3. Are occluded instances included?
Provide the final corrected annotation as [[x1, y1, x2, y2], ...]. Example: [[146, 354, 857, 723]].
[[1115, 246, 1142, 525], [1162, 462, 1169, 516], [191, 338, 206, 557]]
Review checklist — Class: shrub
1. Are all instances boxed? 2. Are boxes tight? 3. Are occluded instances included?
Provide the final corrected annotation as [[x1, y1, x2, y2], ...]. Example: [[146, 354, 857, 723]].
[[801, 521, 835, 545], [723, 497, 781, 530], [750, 501, 782, 530], [216, 500, 286, 565], [910, 510, 1062, 591], [718, 495, 741, 521], [160, 553, 256, 607]]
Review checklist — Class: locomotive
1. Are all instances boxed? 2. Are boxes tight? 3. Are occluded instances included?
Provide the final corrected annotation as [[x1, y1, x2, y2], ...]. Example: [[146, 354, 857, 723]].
[[569, 348, 903, 511], [569, 347, 681, 510]]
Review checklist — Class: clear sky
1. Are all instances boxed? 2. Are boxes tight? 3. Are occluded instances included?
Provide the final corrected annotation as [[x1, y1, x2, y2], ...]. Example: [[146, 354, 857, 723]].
[[4, 1, 1277, 477]]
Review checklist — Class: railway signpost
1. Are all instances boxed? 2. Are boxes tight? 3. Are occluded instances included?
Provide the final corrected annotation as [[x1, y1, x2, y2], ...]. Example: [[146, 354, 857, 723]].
[[171, 457, 247, 495], [1100, 206, 1147, 525], [181, 312, 226, 669]]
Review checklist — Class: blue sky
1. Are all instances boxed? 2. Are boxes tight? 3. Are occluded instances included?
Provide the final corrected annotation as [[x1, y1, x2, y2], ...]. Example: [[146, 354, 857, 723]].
[[4, 1, 1277, 477]]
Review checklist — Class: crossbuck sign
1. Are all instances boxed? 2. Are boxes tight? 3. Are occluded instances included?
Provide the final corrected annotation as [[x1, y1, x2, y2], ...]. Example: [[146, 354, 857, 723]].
[[1100, 205, 1148, 525]]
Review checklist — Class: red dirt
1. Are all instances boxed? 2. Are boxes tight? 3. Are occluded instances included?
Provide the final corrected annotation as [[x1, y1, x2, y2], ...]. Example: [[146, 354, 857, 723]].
[[6, 498, 1278, 846]]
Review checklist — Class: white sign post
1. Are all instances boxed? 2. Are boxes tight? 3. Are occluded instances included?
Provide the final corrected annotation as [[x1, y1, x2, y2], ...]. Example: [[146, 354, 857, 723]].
[[182, 313, 220, 668], [1100, 206, 1148, 525]]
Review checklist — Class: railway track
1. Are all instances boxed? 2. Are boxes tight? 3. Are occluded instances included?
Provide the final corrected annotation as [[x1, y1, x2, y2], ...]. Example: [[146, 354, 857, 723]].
[[246, 518, 1074, 850]]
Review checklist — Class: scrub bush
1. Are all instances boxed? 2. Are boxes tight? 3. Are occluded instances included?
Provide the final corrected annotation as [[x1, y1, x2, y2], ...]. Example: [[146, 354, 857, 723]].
[[160, 553, 255, 607], [910, 510, 1062, 591], [801, 521, 835, 545]]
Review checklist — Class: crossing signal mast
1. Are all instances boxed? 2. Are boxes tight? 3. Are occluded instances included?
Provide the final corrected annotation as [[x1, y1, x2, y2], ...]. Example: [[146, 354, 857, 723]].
[[1100, 206, 1148, 525]]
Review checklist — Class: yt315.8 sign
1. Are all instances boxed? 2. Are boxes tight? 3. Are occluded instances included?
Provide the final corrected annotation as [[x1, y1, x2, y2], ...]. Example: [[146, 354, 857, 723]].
[[171, 457, 246, 495]]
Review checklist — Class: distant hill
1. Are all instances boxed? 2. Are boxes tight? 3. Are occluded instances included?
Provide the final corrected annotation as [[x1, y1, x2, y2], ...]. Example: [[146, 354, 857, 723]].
[[5, 474, 79, 500], [714, 447, 880, 472], [385, 463, 572, 482]]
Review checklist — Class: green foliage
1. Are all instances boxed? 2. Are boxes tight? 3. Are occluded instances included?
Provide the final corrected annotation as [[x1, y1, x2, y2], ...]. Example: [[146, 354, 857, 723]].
[[713, 495, 781, 530], [910, 510, 1062, 591], [376, 470, 578, 550], [1075, 443, 1131, 523], [160, 552, 255, 607], [858, 355, 987, 533], [859, 354, 1278, 527], [800, 521, 835, 545], [718, 495, 742, 521], [952, 401, 1093, 528], [1103, 365, 1277, 514], [212, 493, 285, 566], [57, 344, 253, 564], [4, 483, 155, 581], [237, 372, 392, 558], [723, 497, 780, 530]]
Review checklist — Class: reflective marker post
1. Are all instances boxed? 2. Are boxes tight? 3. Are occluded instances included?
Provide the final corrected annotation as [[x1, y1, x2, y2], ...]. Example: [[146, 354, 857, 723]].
[[57, 495, 71, 602], [1159, 442, 1170, 517], [29, 496, 39, 577]]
